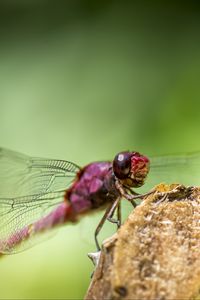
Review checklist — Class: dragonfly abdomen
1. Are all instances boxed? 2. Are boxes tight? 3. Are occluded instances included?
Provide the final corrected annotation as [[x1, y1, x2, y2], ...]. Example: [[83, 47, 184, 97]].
[[0, 202, 76, 254]]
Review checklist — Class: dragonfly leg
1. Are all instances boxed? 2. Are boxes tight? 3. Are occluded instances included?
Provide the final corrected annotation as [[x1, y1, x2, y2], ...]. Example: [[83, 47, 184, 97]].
[[124, 187, 139, 207], [125, 186, 140, 196], [94, 197, 121, 251], [107, 200, 122, 228], [129, 199, 138, 208], [107, 197, 121, 226], [115, 180, 154, 202], [117, 200, 121, 228]]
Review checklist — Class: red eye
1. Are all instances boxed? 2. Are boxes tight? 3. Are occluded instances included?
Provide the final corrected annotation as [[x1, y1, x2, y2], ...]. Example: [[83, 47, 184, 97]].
[[113, 152, 132, 179]]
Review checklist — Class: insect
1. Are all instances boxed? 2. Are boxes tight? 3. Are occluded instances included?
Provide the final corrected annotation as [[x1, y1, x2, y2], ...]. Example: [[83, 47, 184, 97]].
[[0, 147, 199, 254]]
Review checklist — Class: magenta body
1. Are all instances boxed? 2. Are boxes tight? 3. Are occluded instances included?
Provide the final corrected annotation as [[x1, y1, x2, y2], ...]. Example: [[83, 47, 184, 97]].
[[0, 162, 120, 253], [68, 161, 119, 213]]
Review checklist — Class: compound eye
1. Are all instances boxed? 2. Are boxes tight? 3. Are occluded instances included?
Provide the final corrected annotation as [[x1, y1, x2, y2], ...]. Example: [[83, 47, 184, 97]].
[[113, 152, 131, 179]]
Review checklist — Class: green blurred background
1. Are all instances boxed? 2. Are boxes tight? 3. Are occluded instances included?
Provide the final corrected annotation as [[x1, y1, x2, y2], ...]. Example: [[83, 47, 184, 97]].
[[0, 0, 200, 299]]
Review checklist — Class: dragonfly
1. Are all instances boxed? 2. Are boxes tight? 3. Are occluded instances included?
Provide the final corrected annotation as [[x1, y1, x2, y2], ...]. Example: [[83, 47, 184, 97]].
[[0, 147, 200, 254]]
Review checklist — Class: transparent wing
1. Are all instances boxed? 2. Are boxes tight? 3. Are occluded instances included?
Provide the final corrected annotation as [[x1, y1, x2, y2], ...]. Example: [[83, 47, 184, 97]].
[[0, 148, 80, 254], [145, 151, 200, 190], [0, 148, 80, 198], [0, 191, 68, 254]]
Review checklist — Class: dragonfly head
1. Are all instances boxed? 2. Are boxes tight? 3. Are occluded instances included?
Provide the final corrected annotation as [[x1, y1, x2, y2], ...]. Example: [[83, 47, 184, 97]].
[[113, 151, 150, 188]]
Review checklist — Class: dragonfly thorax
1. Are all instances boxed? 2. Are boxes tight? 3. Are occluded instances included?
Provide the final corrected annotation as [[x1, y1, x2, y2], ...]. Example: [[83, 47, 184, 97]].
[[68, 162, 120, 213]]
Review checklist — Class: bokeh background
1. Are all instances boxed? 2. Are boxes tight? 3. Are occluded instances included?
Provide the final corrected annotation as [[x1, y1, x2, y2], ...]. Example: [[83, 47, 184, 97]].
[[0, 1, 200, 299]]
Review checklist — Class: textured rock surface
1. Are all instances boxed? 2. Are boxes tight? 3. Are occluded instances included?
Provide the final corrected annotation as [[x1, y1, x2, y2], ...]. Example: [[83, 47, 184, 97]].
[[85, 184, 200, 300]]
